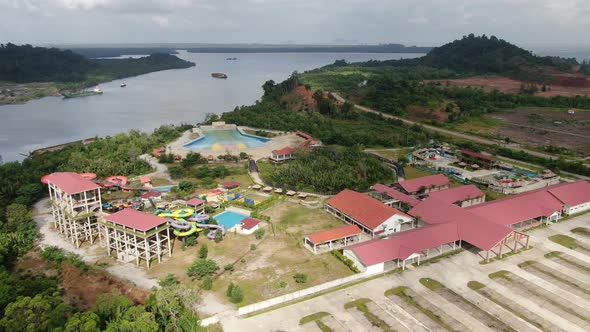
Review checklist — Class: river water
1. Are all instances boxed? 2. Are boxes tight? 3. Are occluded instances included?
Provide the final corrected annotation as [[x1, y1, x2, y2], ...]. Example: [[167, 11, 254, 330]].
[[0, 51, 423, 162]]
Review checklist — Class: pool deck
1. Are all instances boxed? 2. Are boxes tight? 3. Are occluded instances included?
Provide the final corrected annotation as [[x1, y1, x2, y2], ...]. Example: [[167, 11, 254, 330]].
[[169, 125, 305, 160]]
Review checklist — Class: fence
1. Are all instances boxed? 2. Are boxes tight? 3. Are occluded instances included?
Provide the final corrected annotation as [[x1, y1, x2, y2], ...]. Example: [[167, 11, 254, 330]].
[[237, 270, 378, 316]]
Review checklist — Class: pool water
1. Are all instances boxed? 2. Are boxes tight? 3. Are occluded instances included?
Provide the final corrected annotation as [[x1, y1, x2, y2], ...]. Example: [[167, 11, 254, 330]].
[[213, 211, 249, 229], [184, 129, 270, 151], [153, 185, 176, 192]]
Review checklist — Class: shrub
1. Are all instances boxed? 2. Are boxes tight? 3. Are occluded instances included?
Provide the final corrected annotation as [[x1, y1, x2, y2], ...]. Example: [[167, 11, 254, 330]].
[[224, 264, 234, 272], [198, 244, 208, 259], [331, 250, 360, 273], [250, 244, 257, 251], [187, 259, 218, 279], [229, 284, 243, 304], [201, 276, 212, 290], [293, 273, 308, 284], [226, 282, 235, 297], [183, 235, 197, 249], [158, 274, 179, 287], [253, 228, 265, 240], [279, 281, 288, 288], [214, 229, 223, 243]]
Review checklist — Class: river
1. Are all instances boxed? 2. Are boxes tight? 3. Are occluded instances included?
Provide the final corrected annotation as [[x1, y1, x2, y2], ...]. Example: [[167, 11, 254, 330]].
[[0, 51, 423, 162]]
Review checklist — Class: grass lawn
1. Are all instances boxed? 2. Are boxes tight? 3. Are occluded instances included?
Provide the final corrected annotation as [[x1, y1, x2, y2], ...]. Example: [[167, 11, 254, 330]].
[[548, 234, 579, 250], [403, 166, 432, 180], [446, 116, 503, 134], [150, 201, 354, 307]]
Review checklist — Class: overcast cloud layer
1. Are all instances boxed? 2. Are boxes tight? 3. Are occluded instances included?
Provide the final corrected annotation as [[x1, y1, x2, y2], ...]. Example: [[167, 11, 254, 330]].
[[0, 0, 588, 46]]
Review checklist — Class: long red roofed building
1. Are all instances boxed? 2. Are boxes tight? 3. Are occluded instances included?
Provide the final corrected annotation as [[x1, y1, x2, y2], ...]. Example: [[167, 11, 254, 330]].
[[395, 174, 451, 196], [325, 189, 414, 237]]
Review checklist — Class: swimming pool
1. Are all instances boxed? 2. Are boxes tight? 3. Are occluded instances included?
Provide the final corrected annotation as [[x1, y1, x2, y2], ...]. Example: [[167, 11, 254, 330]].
[[152, 185, 176, 192], [184, 128, 270, 151], [213, 211, 249, 229]]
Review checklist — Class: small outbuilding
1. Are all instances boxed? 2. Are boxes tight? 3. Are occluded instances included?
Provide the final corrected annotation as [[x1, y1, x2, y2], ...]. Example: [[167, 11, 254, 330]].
[[304, 225, 362, 254], [221, 181, 240, 190], [140, 191, 162, 203], [186, 197, 206, 213], [239, 218, 260, 235]]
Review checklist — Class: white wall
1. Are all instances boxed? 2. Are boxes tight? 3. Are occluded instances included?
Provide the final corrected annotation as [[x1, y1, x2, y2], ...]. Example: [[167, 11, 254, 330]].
[[365, 262, 385, 274], [343, 249, 366, 272], [374, 213, 414, 236], [567, 202, 590, 215]]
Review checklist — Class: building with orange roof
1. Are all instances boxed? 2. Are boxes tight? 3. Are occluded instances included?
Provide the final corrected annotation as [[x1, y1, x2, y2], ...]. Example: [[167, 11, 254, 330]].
[[270, 147, 296, 162], [304, 224, 362, 254], [325, 189, 414, 238]]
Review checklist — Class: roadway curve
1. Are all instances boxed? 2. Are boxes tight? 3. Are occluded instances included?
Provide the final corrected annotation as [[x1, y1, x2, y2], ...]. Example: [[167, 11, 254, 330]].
[[331, 93, 562, 161]]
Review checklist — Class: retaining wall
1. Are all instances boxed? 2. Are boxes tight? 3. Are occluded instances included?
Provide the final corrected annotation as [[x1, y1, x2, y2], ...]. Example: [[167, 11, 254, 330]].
[[237, 270, 377, 316]]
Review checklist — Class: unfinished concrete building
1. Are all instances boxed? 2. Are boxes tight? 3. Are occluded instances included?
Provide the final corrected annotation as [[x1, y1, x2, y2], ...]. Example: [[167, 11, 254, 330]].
[[99, 209, 172, 269], [44, 172, 103, 248]]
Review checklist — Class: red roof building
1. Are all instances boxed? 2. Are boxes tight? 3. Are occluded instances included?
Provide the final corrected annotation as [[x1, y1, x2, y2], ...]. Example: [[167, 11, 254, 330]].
[[546, 180, 590, 214], [140, 191, 161, 200], [102, 209, 168, 232], [427, 184, 485, 207], [220, 181, 240, 189], [305, 225, 362, 254], [270, 147, 296, 162], [186, 197, 206, 207], [326, 189, 414, 237], [371, 184, 420, 207], [140, 176, 152, 184], [467, 190, 563, 228], [44, 172, 101, 195], [241, 218, 260, 230], [459, 149, 495, 163], [396, 174, 451, 195]]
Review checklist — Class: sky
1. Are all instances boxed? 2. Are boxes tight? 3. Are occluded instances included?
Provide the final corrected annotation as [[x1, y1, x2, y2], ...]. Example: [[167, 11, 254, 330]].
[[1, 0, 589, 48]]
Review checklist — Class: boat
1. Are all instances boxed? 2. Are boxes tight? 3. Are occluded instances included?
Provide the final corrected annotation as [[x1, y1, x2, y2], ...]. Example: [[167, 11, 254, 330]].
[[120, 83, 126, 87], [62, 87, 103, 98], [226, 57, 238, 60], [211, 73, 228, 79]]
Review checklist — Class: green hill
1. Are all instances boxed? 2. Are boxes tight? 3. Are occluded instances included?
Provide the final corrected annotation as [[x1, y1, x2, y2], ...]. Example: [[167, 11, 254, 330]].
[[0, 43, 195, 84], [361, 34, 581, 82]]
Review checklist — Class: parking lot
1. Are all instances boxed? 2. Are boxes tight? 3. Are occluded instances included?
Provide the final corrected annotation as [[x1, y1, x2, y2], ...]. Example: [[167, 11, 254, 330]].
[[221, 212, 590, 331]]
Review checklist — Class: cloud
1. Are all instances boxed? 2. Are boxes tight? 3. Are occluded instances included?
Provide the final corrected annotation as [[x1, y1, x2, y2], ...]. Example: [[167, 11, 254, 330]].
[[0, 0, 589, 46]]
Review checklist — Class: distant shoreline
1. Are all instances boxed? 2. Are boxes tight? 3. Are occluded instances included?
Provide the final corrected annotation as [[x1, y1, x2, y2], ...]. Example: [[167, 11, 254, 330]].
[[66, 45, 433, 58]]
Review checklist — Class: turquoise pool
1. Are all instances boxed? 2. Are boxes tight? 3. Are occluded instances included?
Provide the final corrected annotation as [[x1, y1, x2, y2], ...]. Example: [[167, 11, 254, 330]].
[[153, 185, 176, 192], [213, 210, 249, 229], [184, 128, 270, 151]]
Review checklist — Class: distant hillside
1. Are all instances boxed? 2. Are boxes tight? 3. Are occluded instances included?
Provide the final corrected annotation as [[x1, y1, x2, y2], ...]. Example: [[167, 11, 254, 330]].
[[0, 43, 194, 84], [358, 34, 583, 84]]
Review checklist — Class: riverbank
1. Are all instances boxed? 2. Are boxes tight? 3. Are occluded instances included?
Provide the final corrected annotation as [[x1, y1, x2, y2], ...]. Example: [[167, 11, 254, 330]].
[[0, 81, 61, 105]]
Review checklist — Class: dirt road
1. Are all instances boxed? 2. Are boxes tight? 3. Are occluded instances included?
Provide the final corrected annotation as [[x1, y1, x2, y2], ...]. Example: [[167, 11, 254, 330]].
[[332, 93, 563, 161]]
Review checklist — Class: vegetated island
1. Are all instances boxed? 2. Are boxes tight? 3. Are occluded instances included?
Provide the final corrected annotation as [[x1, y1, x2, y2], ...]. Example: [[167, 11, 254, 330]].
[[65, 43, 432, 58], [300, 34, 590, 158], [0, 43, 195, 105]]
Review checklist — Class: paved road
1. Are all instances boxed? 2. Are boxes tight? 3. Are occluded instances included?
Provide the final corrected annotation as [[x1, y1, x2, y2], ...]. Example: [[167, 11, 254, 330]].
[[332, 93, 563, 161]]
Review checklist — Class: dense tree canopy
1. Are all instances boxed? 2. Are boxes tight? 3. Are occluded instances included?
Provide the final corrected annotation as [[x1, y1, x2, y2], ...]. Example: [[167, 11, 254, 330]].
[[0, 43, 194, 85]]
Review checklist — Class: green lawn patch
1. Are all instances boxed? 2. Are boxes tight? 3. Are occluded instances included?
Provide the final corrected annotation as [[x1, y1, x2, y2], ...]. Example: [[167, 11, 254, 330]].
[[344, 298, 392, 332], [419, 278, 444, 290], [549, 234, 578, 249], [299, 311, 331, 325], [517, 260, 537, 268], [489, 270, 511, 280], [571, 227, 590, 237], [387, 286, 454, 331], [544, 251, 562, 259], [467, 281, 486, 290], [384, 286, 409, 297], [403, 166, 432, 180]]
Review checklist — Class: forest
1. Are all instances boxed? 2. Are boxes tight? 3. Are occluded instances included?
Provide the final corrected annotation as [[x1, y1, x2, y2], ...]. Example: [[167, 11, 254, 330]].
[[0, 43, 194, 85], [0, 124, 205, 331], [259, 146, 395, 194]]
